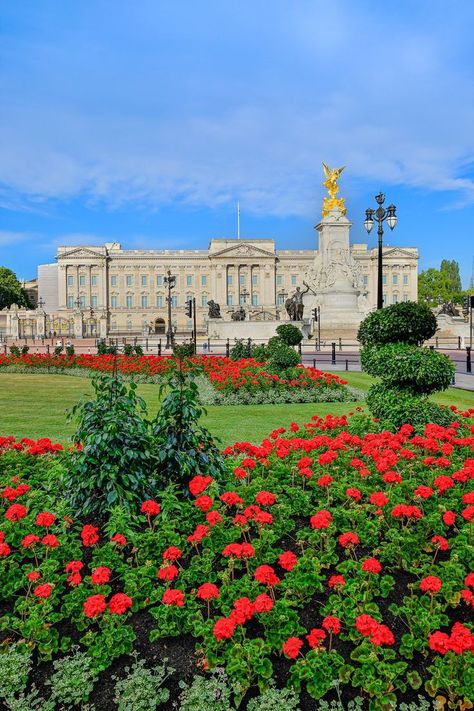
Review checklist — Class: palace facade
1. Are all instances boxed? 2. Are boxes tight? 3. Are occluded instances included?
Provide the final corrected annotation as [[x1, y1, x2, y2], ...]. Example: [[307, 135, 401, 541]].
[[33, 236, 418, 336]]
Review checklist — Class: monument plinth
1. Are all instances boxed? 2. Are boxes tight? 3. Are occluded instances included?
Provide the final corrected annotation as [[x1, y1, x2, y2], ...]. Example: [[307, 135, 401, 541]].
[[303, 166, 370, 329]]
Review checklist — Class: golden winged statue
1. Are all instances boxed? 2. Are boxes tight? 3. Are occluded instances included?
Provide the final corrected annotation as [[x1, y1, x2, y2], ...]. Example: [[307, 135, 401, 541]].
[[322, 162, 346, 217]]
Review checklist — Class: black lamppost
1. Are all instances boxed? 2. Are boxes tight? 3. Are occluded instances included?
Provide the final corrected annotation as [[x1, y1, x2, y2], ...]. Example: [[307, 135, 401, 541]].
[[164, 270, 177, 349], [364, 193, 397, 309], [240, 287, 249, 305], [38, 297, 46, 311]]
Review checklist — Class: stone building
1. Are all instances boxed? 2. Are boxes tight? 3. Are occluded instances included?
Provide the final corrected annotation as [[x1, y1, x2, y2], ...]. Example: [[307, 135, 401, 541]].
[[34, 235, 418, 336]]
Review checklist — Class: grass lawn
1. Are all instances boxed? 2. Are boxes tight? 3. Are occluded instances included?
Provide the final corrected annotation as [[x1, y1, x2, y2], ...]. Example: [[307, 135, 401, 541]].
[[0, 371, 472, 446]]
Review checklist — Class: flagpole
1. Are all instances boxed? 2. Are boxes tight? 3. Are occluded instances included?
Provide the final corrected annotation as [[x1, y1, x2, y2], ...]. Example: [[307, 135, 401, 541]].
[[237, 201, 241, 240]]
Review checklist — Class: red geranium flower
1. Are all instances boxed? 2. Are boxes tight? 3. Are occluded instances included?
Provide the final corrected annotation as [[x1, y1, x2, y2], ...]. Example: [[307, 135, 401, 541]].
[[109, 592, 133, 614], [91, 566, 111, 585], [307, 627, 326, 648], [431, 535, 449, 551], [194, 495, 213, 512], [189, 475, 213, 496], [255, 491, 276, 506], [65, 560, 84, 573], [5, 503, 27, 521], [369, 492, 388, 507], [464, 573, 474, 588], [338, 532, 359, 548], [84, 594, 107, 618], [254, 564, 280, 587], [254, 593, 273, 613], [322, 616, 341, 634], [361, 558, 382, 574], [22, 534, 40, 548], [80, 524, 99, 546], [346, 487, 362, 500], [419, 576, 442, 593], [213, 617, 235, 641], [0, 542, 11, 556], [157, 564, 179, 581], [310, 509, 333, 529], [282, 637, 303, 658], [141, 500, 160, 516], [162, 588, 185, 607], [442, 510, 456, 526], [220, 491, 243, 506], [206, 510, 223, 526], [35, 512, 56, 527], [196, 583, 219, 601], [41, 534, 59, 548], [34, 582, 53, 598], [328, 574, 345, 588], [110, 533, 127, 546], [26, 571, 41, 581], [162, 546, 182, 561], [278, 551, 298, 571]]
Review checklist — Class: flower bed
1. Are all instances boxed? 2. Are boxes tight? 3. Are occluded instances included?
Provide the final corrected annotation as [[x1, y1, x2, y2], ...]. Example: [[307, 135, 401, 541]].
[[1, 408, 474, 709], [0, 353, 353, 404]]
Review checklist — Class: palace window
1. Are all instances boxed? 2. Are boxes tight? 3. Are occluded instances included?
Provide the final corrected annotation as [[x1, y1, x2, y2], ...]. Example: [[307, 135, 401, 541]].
[[291, 275, 297, 285], [251, 294, 258, 306], [252, 274, 258, 285], [79, 295, 86, 308], [239, 295, 246, 305], [79, 275, 86, 286], [382, 274, 387, 285], [186, 275, 193, 286], [157, 276, 163, 286], [111, 296, 117, 308], [91, 296, 97, 308], [141, 275, 148, 286], [127, 320, 132, 331], [201, 294, 208, 307], [67, 295, 74, 308], [239, 274, 245, 285], [126, 295, 133, 308], [392, 274, 398, 285], [201, 275, 207, 286], [403, 293, 409, 302], [227, 274, 233, 285], [67, 275, 74, 286], [276, 275, 283, 286], [111, 275, 117, 286], [91, 275, 97, 286], [403, 274, 409, 285], [126, 275, 133, 287], [363, 275, 368, 285], [383, 293, 387, 305], [156, 295, 163, 308], [392, 293, 398, 304], [141, 295, 148, 308], [171, 295, 178, 307], [227, 294, 233, 306], [277, 294, 285, 306]]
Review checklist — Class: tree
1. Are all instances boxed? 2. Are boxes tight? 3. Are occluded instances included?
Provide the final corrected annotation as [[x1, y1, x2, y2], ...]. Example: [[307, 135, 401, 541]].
[[0, 267, 30, 309], [418, 260, 464, 305]]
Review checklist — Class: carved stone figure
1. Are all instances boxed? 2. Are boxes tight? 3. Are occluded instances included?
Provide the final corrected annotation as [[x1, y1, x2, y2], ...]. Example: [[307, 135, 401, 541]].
[[207, 300, 221, 318], [285, 284, 310, 321], [231, 306, 246, 321]]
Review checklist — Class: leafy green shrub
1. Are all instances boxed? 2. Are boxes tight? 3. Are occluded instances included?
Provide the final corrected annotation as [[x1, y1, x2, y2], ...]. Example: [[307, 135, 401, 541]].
[[64, 373, 156, 515], [366, 384, 456, 430], [97, 340, 107, 355], [152, 369, 226, 488], [275, 323, 303, 346], [134, 344, 144, 356], [265, 340, 300, 373], [66, 344, 75, 356], [113, 657, 173, 710], [21, 345, 29, 355], [178, 669, 234, 711], [46, 649, 98, 707], [173, 342, 195, 359], [360, 344, 455, 394], [229, 339, 254, 360], [4, 687, 55, 711], [53, 345, 63, 355], [357, 301, 437, 346], [9, 345, 20, 356], [246, 682, 301, 711], [123, 344, 134, 356], [0, 644, 32, 702], [252, 344, 267, 360]]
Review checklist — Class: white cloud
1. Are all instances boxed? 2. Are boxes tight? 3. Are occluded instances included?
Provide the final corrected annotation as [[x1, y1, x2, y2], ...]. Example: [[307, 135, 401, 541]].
[[1, 1, 474, 216]]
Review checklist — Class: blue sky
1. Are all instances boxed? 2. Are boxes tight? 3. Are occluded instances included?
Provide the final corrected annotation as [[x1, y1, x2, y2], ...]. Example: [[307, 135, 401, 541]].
[[1, 0, 474, 285]]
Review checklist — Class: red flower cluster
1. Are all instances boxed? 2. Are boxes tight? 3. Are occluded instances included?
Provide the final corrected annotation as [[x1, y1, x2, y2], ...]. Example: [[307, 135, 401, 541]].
[[429, 622, 474, 654], [355, 614, 394, 646]]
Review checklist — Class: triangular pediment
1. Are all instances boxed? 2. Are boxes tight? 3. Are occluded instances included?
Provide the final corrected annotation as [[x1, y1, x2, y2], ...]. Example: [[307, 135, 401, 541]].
[[383, 247, 418, 260], [57, 247, 106, 260], [211, 242, 276, 259]]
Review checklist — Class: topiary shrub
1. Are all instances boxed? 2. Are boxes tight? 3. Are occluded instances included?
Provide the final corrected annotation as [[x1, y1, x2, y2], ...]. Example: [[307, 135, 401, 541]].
[[123, 344, 134, 356], [265, 340, 301, 373], [275, 323, 303, 346], [133, 344, 143, 356], [9, 345, 20, 357], [359, 301, 456, 431], [21, 345, 29, 355], [65, 344, 74, 356], [357, 301, 437, 347], [229, 339, 254, 360], [173, 342, 195, 359]]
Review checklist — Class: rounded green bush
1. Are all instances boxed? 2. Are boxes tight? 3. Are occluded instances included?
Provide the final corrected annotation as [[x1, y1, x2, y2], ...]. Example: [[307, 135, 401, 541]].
[[265, 341, 301, 373], [275, 323, 303, 346], [366, 383, 456, 431], [361, 343, 455, 395], [357, 301, 437, 346]]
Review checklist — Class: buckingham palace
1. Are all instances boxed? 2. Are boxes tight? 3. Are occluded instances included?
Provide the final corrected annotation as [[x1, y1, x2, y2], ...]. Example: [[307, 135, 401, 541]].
[[25, 234, 419, 338]]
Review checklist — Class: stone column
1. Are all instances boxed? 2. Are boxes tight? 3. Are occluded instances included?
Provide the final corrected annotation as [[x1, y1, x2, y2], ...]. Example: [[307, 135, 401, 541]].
[[99, 310, 108, 338], [58, 266, 67, 309], [86, 265, 92, 309], [36, 311, 46, 337], [73, 310, 83, 339]]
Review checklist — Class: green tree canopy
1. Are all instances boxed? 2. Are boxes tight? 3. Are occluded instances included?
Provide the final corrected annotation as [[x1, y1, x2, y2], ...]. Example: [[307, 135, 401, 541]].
[[418, 259, 465, 305], [0, 267, 30, 309]]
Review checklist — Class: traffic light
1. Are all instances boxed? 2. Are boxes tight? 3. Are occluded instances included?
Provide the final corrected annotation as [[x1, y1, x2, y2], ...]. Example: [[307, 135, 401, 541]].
[[463, 296, 470, 314], [312, 307, 318, 321], [185, 299, 193, 318]]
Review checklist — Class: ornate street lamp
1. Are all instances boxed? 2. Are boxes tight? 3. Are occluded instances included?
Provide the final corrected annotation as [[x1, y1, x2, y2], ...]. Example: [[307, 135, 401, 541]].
[[38, 297, 46, 312], [164, 270, 177, 349], [364, 193, 397, 309], [240, 287, 249, 305]]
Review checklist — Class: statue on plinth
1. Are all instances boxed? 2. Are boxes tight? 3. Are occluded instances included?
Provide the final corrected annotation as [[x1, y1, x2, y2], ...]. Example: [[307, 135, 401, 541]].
[[207, 300, 221, 318], [285, 284, 310, 321], [437, 301, 460, 318], [322, 163, 346, 217], [231, 306, 246, 321]]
